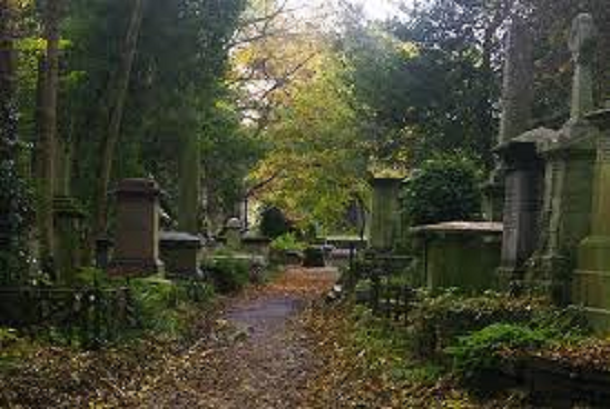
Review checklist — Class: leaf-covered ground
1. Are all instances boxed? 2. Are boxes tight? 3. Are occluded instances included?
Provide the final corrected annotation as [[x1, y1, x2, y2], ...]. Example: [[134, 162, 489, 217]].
[[2, 268, 532, 408], [0, 267, 338, 408]]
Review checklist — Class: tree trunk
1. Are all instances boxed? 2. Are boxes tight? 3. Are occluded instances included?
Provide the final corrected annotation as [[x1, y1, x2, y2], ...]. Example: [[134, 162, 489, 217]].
[[0, 0, 16, 155], [178, 132, 201, 233], [37, 0, 61, 275], [93, 0, 146, 240]]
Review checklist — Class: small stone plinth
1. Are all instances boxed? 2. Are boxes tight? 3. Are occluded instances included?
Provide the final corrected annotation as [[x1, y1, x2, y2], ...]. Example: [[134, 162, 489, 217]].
[[411, 222, 503, 292], [241, 235, 271, 258], [160, 231, 203, 279], [108, 179, 164, 277]]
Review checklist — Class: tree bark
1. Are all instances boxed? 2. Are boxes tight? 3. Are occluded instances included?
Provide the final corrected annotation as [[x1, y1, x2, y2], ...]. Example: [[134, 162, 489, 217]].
[[37, 0, 61, 274], [93, 0, 146, 240], [0, 0, 16, 155]]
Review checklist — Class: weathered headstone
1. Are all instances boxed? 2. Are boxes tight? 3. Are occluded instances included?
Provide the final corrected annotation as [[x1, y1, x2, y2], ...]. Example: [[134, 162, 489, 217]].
[[53, 196, 86, 283], [108, 179, 164, 276], [573, 105, 610, 329], [497, 129, 553, 289], [225, 217, 242, 251], [528, 13, 598, 302], [369, 176, 403, 252]]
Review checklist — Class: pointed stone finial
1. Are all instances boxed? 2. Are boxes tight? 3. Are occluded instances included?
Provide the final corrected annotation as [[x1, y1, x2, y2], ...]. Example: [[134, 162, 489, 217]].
[[569, 13, 597, 120]]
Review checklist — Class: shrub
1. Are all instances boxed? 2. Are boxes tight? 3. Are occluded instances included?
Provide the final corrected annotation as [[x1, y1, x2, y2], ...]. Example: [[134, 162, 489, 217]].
[[259, 205, 291, 239], [401, 155, 482, 225], [270, 233, 306, 252], [129, 277, 213, 336], [407, 290, 545, 359], [446, 323, 548, 383], [202, 256, 250, 294]]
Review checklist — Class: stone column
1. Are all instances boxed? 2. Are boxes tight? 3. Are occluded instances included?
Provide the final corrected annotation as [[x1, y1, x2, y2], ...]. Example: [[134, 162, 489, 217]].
[[369, 177, 402, 252], [484, 16, 534, 221], [108, 178, 164, 276]]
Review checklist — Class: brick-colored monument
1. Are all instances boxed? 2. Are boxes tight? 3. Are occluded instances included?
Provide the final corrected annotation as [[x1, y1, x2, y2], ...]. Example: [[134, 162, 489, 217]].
[[108, 178, 164, 276]]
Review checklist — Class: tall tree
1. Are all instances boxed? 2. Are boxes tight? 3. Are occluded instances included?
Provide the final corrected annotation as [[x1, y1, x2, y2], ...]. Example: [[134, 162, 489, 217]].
[[93, 0, 146, 240], [37, 0, 61, 272], [0, 0, 31, 282]]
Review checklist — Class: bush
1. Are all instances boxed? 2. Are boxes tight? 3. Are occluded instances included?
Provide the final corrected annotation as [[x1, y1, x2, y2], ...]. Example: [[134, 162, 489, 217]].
[[202, 256, 250, 294], [130, 277, 214, 336], [446, 323, 548, 383], [407, 290, 545, 359], [270, 233, 306, 252], [402, 155, 482, 225], [259, 206, 291, 239]]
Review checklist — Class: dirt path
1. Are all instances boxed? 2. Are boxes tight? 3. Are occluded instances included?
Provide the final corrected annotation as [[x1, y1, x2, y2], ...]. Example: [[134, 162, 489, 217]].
[[140, 267, 338, 408]]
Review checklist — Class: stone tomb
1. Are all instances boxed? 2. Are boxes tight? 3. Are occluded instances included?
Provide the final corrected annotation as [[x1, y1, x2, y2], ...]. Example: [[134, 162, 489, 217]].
[[159, 231, 203, 279], [108, 179, 164, 276], [412, 222, 503, 293]]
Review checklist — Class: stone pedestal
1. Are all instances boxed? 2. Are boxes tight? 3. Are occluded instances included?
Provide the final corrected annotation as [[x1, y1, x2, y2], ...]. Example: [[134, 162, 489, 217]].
[[53, 196, 86, 283], [108, 179, 164, 277], [369, 177, 403, 252], [159, 231, 203, 279], [573, 108, 610, 329], [529, 122, 597, 303], [496, 132, 548, 289], [225, 217, 242, 251]]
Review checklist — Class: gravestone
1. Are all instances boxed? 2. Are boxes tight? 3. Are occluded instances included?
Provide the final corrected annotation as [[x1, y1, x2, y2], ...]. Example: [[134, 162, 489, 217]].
[[53, 196, 86, 283], [108, 178, 164, 276], [528, 13, 598, 303], [159, 231, 203, 278], [225, 217, 242, 251], [573, 105, 610, 330], [483, 16, 534, 222], [369, 176, 403, 252], [497, 129, 554, 289]]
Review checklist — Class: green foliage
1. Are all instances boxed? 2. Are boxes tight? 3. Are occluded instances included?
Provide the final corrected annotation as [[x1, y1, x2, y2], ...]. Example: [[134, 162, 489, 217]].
[[446, 323, 548, 382], [259, 206, 291, 239], [130, 277, 214, 336], [0, 156, 33, 285], [401, 155, 482, 225], [270, 233, 306, 252], [407, 290, 544, 359], [202, 256, 250, 294]]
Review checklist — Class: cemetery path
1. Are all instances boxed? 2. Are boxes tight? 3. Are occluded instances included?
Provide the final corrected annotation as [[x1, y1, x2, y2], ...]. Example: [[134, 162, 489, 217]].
[[138, 267, 339, 408]]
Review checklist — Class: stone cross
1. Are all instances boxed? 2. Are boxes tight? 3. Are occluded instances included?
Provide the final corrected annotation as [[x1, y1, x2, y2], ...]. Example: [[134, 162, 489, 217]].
[[569, 13, 597, 120]]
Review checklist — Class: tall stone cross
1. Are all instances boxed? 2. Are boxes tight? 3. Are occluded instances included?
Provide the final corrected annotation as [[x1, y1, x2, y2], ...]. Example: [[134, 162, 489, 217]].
[[569, 13, 597, 120]]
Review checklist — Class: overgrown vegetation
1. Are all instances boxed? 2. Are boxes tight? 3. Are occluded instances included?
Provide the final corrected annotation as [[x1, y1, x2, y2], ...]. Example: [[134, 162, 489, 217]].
[[401, 156, 483, 225]]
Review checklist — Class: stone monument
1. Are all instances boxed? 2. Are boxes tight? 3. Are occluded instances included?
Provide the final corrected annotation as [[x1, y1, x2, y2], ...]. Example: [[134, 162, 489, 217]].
[[483, 16, 534, 223], [108, 178, 164, 276], [53, 196, 86, 283], [573, 104, 610, 329], [369, 176, 403, 252], [225, 217, 242, 251], [527, 13, 598, 303]]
